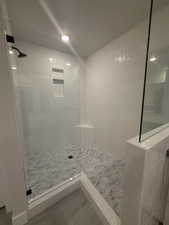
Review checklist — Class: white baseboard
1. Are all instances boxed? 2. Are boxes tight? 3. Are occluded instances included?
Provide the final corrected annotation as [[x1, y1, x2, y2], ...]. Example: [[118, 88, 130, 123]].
[[12, 172, 120, 225], [12, 211, 27, 225]]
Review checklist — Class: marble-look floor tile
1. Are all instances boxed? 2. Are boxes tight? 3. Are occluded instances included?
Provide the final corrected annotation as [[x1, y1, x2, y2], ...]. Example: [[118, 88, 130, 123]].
[[25, 144, 125, 218], [79, 147, 125, 216], [24, 144, 81, 198]]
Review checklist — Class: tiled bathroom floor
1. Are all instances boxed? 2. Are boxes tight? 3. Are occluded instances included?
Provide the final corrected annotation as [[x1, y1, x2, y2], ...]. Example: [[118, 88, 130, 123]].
[[25, 145, 125, 217], [80, 147, 125, 216], [24, 144, 82, 199], [27, 189, 103, 225]]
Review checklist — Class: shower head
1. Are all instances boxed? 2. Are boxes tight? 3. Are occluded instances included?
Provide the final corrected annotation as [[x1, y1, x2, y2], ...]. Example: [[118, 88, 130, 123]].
[[11, 46, 27, 58]]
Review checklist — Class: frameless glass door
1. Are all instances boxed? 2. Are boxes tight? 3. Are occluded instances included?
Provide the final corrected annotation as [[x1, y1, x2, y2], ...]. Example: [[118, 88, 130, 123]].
[[140, 0, 169, 141], [14, 41, 82, 199]]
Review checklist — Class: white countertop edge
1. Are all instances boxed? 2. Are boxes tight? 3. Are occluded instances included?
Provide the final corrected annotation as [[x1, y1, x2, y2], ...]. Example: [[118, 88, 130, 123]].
[[128, 122, 169, 150]]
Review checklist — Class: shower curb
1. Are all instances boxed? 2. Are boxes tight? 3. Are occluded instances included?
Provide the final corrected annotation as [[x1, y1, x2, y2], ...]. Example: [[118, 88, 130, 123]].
[[13, 173, 120, 225], [80, 172, 120, 225]]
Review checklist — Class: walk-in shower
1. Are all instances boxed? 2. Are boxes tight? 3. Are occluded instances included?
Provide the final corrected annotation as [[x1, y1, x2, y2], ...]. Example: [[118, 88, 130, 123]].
[[2, 0, 169, 224], [5, 0, 127, 217]]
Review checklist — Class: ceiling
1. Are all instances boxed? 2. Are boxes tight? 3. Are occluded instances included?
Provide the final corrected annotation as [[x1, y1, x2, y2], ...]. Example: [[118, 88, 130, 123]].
[[6, 0, 169, 58]]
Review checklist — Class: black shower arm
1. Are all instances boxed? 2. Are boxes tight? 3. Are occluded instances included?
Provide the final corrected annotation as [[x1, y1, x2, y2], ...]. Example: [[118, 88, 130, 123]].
[[12, 46, 22, 54]]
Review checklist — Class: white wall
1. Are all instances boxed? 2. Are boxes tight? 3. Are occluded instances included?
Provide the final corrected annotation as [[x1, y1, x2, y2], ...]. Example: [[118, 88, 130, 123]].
[[84, 3, 169, 159], [85, 22, 147, 159], [16, 40, 81, 151], [0, 0, 27, 220], [122, 127, 169, 225]]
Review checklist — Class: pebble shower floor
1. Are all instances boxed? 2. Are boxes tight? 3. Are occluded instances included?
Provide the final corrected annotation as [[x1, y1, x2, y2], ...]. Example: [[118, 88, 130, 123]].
[[25, 144, 125, 217]]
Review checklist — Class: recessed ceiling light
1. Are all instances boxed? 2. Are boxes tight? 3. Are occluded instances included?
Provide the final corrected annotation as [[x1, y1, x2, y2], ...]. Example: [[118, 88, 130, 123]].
[[9, 50, 14, 55], [66, 63, 71, 66], [49, 57, 53, 62], [11, 66, 17, 70], [150, 56, 157, 62], [61, 34, 70, 43]]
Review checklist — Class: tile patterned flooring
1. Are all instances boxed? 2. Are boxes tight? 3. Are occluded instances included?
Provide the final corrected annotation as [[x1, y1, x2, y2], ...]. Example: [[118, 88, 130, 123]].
[[25, 145, 125, 217], [25, 144, 81, 199]]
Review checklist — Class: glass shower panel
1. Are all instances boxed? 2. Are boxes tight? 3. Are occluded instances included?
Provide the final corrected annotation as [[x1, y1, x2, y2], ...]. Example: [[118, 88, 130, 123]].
[[140, 0, 169, 141], [16, 41, 82, 198]]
